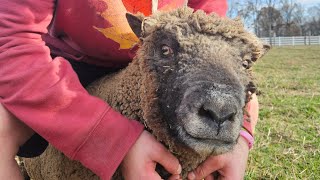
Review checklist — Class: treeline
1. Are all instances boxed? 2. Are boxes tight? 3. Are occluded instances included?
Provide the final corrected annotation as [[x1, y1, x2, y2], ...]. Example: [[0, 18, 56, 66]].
[[228, 0, 320, 37]]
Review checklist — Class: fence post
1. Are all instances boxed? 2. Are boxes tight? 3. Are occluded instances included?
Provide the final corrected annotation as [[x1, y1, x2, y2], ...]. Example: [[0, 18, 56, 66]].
[[278, 36, 280, 46], [304, 36, 306, 45], [292, 36, 295, 46]]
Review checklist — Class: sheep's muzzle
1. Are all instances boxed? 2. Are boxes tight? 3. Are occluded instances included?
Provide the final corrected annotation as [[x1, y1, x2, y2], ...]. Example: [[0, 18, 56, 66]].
[[171, 81, 244, 156]]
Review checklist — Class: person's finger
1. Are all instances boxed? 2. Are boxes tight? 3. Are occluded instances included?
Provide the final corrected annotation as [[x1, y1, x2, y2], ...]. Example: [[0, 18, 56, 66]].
[[139, 172, 163, 180], [217, 165, 244, 180], [218, 172, 238, 180], [128, 162, 163, 180], [168, 174, 182, 180], [204, 174, 214, 180], [151, 144, 181, 175], [188, 155, 225, 180], [248, 93, 259, 129]]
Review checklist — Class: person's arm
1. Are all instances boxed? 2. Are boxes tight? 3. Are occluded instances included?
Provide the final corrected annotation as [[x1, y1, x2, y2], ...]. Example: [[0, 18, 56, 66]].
[[0, 1, 144, 179], [188, 0, 228, 16]]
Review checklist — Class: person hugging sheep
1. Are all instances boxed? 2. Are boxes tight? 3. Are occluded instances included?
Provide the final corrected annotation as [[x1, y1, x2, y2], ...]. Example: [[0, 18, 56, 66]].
[[0, 0, 258, 180]]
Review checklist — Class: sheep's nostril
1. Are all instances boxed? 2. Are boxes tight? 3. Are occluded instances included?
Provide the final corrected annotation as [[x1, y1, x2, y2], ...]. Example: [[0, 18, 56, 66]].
[[198, 106, 219, 122], [198, 105, 236, 135], [222, 112, 236, 122], [198, 105, 236, 124]]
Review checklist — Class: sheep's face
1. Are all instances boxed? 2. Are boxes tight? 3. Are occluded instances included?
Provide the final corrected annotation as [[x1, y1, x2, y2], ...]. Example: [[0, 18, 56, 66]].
[[127, 9, 269, 157], [141, 31, 247, 156], [141, 31, 249, 154]]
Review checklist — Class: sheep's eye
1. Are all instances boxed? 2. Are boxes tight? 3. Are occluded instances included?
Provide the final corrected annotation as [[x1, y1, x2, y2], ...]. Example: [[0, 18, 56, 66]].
[[242, 59, 251, 69], [161, 45, 173, 57], [242, 60, 249, 68]]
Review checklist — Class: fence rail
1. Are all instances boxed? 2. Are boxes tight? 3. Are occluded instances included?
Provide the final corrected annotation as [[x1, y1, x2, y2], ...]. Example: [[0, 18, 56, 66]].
[[260, 36, 320, 46]]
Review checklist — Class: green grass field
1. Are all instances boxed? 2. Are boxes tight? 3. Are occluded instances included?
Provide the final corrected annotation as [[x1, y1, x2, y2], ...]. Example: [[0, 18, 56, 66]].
[[246, 46, 320, 179]]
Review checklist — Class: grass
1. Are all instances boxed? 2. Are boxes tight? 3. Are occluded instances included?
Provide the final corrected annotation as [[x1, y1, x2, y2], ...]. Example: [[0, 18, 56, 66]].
[[245, 46, 320, 179]]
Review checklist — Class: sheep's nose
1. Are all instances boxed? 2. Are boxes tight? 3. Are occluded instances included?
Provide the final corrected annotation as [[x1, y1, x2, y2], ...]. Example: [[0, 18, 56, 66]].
[[198, 100, 236, 126]]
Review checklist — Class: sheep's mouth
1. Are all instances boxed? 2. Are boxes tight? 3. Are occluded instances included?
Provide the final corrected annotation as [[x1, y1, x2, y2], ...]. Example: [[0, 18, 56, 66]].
[[181, 125, 234, 144], [172, 123, 237, 156], [177, 115, 239, 142]]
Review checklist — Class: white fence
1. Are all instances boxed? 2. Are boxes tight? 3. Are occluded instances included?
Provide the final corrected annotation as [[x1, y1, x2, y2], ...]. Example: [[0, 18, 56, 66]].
[[260, 36, 320, 46]]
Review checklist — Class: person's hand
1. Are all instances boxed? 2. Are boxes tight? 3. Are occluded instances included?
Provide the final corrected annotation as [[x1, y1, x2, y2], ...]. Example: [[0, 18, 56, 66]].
[[0, 104, 34, 180], [187, 137, 249, 180], [0, 104, 34, 148], [121, 130, 182, 180]]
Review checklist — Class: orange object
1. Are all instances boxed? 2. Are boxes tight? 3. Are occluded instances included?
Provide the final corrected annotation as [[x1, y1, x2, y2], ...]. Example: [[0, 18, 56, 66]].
[[122, 0, 152, 15]]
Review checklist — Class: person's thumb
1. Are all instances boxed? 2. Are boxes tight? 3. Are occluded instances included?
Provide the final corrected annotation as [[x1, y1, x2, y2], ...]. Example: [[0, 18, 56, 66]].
[[151, 143, 181, 175], [188, 155, 225, 180]]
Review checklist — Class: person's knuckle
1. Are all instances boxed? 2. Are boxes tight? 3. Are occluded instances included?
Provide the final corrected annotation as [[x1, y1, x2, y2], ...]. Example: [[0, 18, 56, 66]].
[[155, 144, 167, 156], [195, 166, 206, 178]]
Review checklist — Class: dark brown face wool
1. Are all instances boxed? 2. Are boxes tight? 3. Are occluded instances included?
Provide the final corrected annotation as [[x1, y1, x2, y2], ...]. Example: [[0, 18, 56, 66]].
[[23, 7, 269, 180]]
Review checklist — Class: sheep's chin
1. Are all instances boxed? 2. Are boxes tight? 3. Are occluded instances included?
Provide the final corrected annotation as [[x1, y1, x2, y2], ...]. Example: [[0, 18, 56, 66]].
[[175, 125, 237, 156]]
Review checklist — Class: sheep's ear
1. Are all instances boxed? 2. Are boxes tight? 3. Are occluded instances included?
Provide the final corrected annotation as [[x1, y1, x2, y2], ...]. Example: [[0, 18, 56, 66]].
[[252, 42, 271, 62], [257, 43, 271, 60], [262, 43, 271, 54], [126, 13, 144, 38], [141, 18, 158, 34]]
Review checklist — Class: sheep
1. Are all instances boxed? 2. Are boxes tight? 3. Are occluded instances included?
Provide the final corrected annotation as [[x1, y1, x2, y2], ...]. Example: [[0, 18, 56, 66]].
[[22, 7, 269, 180]]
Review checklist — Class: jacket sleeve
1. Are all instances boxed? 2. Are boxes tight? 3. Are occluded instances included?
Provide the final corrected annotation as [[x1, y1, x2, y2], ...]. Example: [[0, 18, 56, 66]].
[[0, 1, 144, 179], [188, 0, 228, 16]]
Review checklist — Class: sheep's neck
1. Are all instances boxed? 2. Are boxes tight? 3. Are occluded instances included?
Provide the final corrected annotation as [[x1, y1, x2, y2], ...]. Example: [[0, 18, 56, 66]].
[[88, 59, 205, 177], [87, 60, 144, 122]]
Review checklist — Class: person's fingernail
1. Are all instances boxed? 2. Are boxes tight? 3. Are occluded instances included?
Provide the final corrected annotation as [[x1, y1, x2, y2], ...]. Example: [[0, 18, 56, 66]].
[[171, 174, 182, 180], [177, 164, 182, 174], [188, 172, 196, 180]]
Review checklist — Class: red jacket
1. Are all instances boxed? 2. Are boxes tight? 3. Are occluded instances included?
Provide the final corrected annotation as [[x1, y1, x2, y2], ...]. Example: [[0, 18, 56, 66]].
[[0, 0, 227, 179]]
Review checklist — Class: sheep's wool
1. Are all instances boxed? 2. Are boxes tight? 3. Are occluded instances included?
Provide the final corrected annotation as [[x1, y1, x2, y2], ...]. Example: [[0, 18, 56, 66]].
[[23, 7, 269, 180]]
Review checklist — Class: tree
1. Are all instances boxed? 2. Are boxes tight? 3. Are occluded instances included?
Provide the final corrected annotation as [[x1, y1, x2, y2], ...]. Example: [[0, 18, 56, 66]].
[[304, 4, 320, 35], [293, 3, 306, 35], [256, 7, 283, 37], [278, 0, 302, 36], [227, 0, 262, 33], [227, 0, 320, 36]]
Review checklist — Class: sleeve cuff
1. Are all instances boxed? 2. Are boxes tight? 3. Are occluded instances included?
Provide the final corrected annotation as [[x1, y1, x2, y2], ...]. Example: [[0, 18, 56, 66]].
[[72, 107, 144, 179]]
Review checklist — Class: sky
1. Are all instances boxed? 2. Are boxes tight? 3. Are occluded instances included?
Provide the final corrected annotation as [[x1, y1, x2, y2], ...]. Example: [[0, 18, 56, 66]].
[[298, 0, 320, 6], [228, 0, 320, 7]]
